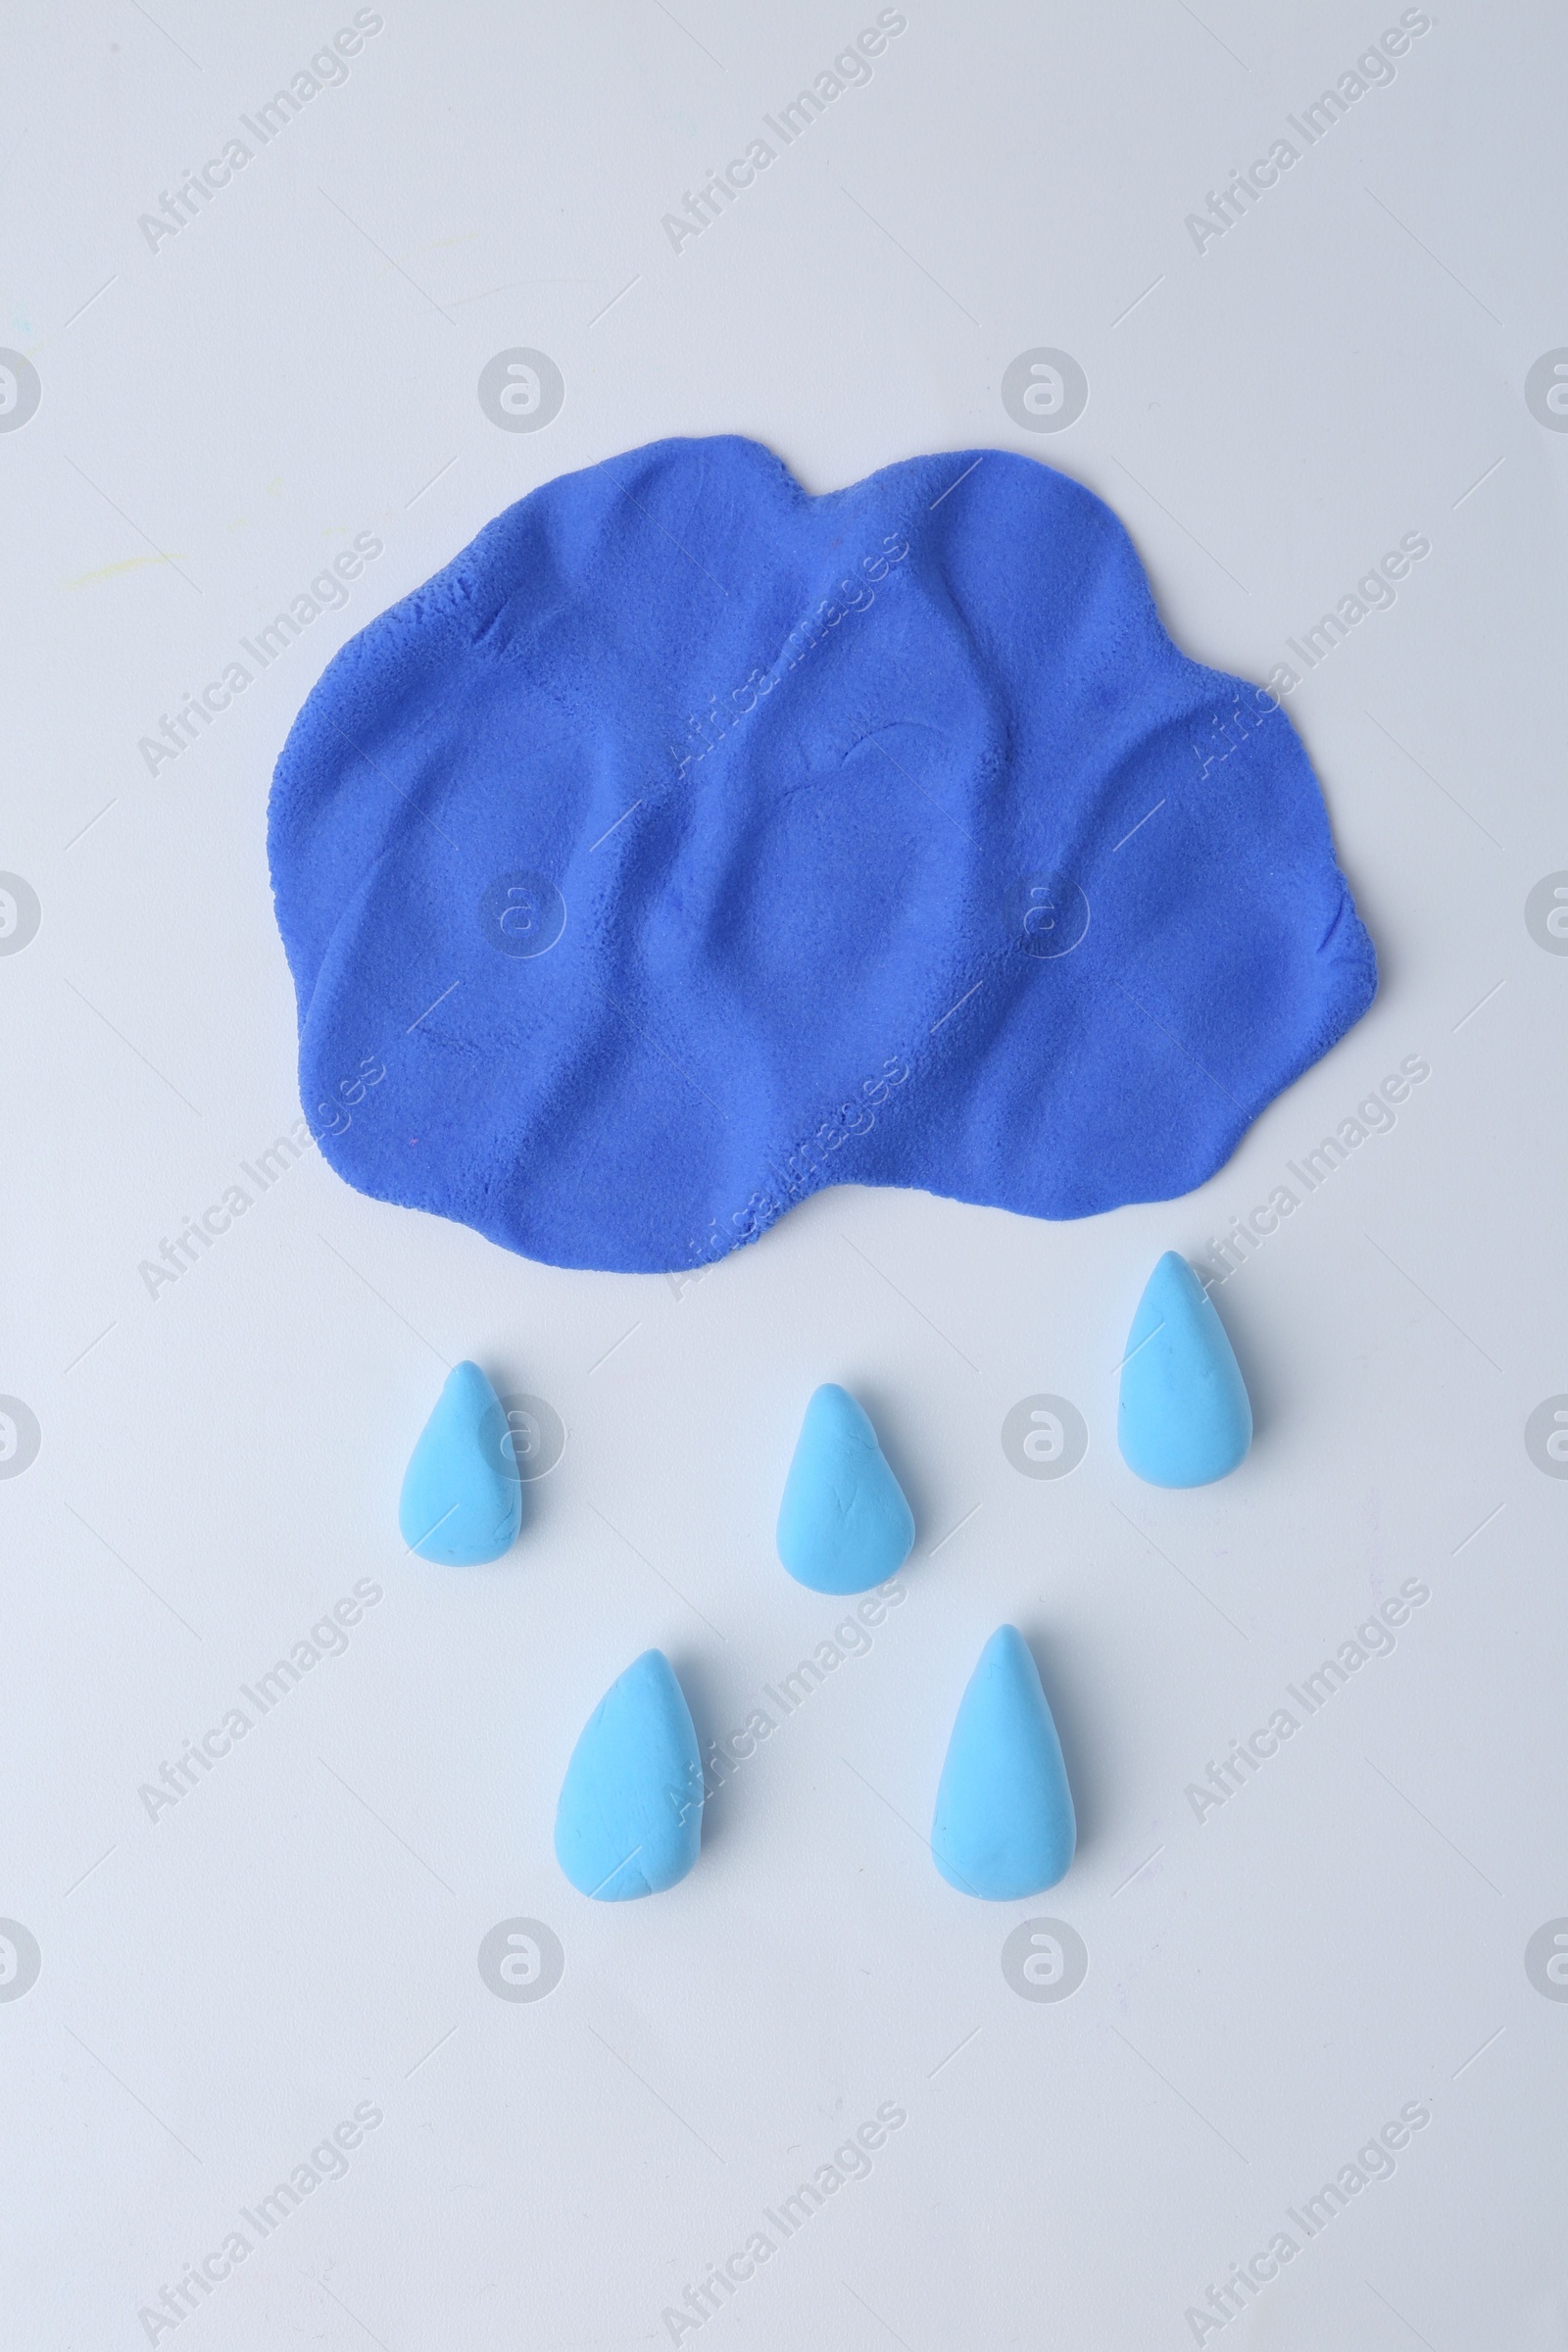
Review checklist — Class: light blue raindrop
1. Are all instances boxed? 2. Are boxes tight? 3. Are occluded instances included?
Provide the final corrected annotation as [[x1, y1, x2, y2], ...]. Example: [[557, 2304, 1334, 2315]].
[[555, 1650, 704, 1900], [398, 1360, 521, 1564], [1117, 1250, 1251, 1488], [776, 1384, 915, 1594], [931, 1627, 1076, 1899]]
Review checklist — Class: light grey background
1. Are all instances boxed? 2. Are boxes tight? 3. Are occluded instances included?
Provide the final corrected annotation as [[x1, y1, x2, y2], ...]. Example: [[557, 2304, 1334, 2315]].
[[2, 3, 1565, 2344]]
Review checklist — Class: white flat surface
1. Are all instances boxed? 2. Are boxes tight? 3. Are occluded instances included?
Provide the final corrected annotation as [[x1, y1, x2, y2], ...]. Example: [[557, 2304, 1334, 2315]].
[[3, 4, 1566, 2346]]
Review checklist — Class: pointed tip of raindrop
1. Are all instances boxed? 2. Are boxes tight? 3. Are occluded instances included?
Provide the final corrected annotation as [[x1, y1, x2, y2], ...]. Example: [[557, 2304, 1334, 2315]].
[[1117, 1251, 1251, 1489], [977, 1624, 1029, 1673], [776, 1384, 915, 1594], [398, 1359, 522, 1563], [931, 1626, 1076, 1899], [555, 1648, 704, 1900]]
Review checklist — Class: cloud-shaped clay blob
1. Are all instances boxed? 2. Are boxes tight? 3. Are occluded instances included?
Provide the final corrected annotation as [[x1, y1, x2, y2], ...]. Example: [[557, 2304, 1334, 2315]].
[[269, 436, 1376, 1274]]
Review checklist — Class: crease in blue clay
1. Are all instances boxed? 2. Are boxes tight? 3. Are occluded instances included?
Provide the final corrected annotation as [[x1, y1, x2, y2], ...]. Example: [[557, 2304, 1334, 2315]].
[[398, 1360, 520, 1564], [1117, 1250, 1251, 1488], [269, 435, 1377, 1275], [931, 1627, 1076, 1899], [776, 1384, 915, 1594], [555, 1650, 704, 1900]]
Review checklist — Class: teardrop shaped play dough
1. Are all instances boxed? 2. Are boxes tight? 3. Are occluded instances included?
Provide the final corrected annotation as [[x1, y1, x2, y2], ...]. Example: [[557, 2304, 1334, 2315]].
[[931, 1627, 1076, 1898], [398, 1360, 520, 1564], [1117, 1250, 1252, 1488], [555, 1650, 705, 1900], [776, 1384, 916, 1594]]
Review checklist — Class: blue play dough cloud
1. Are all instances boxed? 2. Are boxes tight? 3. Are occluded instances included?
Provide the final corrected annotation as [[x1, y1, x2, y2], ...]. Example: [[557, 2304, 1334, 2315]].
[[932, 1627, 1076, 1899], [555, 1650, 704, 1900], [776, 1384, 914, 1594], [269, 436, 1377, 1274]]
